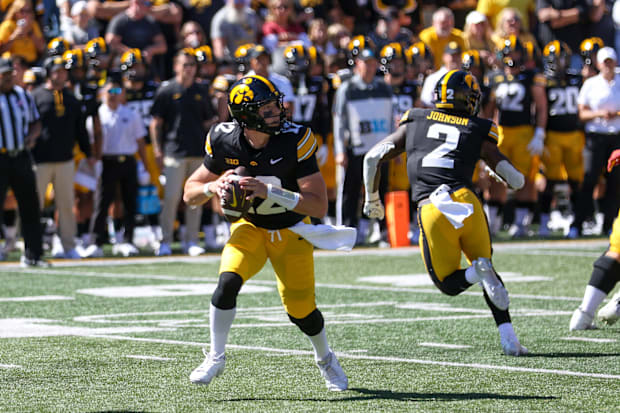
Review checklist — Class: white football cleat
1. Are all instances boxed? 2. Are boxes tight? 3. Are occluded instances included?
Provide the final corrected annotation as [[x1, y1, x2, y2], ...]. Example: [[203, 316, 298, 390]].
[[189, 349, 225, 385], [316, 351, 348, 391], [113, 243, 139, 257], [598, 292, 620, 326], [183, 242, 205, 257], [475, 258, 509, 311], [501, 336, 529, 356], [569, 307, 597, 331], [81, 245, 104, 258]]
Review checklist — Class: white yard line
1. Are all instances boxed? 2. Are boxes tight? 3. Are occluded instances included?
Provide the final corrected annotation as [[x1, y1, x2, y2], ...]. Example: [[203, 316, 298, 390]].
[[1, 266, 587, 303], [125, 355, 176, 361], [418, 342, 472, 349], [561, 337, 617, 343], [0, 363, 21, 369], [0, 295, 73, 302], [85, 334, 620, 380]]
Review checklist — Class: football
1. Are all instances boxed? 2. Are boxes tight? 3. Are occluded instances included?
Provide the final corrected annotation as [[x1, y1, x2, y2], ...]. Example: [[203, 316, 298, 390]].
[[220, 166, 253, 222]]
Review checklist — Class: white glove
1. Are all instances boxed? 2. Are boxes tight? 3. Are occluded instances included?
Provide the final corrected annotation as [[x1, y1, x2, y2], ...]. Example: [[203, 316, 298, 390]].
[[527, 127, 545, 156], [315, 144, 328, 167], [363, 191, 385, 220]]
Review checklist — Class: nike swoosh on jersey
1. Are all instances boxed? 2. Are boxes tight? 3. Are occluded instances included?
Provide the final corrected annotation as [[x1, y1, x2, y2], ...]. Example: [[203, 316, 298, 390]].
[[270, 157, 284, 164]]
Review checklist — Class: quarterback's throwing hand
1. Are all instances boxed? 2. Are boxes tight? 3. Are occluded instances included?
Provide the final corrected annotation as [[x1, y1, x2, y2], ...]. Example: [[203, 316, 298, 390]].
[[608, 149, 620, 172], [363, 192, 385, 220]]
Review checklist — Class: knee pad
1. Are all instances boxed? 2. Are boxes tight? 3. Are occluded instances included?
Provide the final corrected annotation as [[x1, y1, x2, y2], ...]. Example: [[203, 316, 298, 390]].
[[288, 308, 324, 336], [211, 272, 243, 310], [590, 255, 620, 294]]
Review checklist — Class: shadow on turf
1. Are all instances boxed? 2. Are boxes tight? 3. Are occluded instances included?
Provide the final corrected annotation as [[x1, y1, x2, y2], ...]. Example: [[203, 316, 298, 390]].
[[342, 388, 557, 402], [216, 389, 556, 403]]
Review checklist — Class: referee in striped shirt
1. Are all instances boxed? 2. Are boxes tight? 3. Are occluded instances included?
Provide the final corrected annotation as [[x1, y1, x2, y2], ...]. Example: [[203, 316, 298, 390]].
[[0, 57, 48, 267]]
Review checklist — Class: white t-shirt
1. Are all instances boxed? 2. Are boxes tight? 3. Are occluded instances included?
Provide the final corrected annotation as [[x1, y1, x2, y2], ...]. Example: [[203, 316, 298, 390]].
[[98, 103, 146, 155], [420, 67, 449, 108], [578, 73, 620, 134]]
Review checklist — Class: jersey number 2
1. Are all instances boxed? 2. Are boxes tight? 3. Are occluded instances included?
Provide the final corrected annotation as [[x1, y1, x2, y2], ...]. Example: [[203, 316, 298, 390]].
[[421, 123, 460, 169]]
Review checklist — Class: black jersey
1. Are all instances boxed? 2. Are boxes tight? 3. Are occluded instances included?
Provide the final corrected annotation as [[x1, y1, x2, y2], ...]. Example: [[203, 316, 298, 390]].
[[486, 69, 545, 127], [390, 80, 419, 118], [400, 108, 499, 203], [125, 80, 159, 143], [73, 80, 99, 119], [545, 73, 582, 132], [290, 74, 330, 137], [204, 121, 320, 230]]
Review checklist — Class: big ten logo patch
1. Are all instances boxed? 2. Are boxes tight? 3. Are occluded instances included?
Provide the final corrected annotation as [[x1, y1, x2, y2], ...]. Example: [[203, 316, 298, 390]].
[[359, 119, 389, 134], [225, 158, 240, 165]]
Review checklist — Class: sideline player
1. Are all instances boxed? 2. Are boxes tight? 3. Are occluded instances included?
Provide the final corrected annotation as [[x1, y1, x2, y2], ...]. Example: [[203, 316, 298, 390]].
[[362, 70, 529, 356], [539, 41, 583, 236], [485, 36, 547, 237], [183, 75, 349, 390]]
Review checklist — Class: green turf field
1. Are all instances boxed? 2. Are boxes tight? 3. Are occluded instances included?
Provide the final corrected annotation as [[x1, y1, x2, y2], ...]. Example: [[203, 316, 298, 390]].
[[1, 240, 619, 412]]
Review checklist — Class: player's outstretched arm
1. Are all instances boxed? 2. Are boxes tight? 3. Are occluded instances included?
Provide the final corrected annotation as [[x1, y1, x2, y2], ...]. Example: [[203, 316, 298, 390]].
[[363, 125, 407, 195], [183, 165, 233, 207], [362, 125, 407, 219], [481, 140, 524, 190]]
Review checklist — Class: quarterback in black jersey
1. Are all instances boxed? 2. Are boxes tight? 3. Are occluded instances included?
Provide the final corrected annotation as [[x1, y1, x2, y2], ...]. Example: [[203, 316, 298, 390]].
[[363, 70, 529, 356], [183, 75, 348, 391]]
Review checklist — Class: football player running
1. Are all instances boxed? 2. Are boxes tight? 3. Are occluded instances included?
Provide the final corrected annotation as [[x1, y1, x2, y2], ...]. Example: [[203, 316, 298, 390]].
[[539, 41, 583, 237], [362, 70, 529, 356], [485, 36, 547, 237], [183, 75, 350, 390], [569, 149, 620, 330]]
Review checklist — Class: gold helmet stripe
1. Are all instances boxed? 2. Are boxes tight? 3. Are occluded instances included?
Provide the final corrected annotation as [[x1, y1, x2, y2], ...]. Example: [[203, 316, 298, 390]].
[[441, 69, 458, 104], [246, 75, 277, 94]]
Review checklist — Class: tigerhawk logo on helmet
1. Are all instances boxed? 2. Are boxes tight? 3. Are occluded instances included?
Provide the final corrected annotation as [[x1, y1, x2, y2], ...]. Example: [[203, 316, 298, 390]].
[[227, 75, 286, 134]]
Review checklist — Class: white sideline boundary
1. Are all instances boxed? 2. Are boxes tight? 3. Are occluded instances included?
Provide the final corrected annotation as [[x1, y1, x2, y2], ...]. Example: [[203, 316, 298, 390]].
[[85, 334, 620, 381]]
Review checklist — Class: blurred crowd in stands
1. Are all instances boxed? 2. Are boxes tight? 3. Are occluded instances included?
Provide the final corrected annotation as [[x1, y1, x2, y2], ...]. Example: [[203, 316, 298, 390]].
[[1, 0, 620, 265]]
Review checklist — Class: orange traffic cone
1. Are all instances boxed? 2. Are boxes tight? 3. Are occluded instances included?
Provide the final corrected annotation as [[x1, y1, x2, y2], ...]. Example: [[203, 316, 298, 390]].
[[385, 191, 410, 247]]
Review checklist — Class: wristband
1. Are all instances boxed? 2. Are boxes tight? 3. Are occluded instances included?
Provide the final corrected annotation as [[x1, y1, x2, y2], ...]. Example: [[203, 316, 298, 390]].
[[266, 184, 300, 210], [203, 183, 215, 200]]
